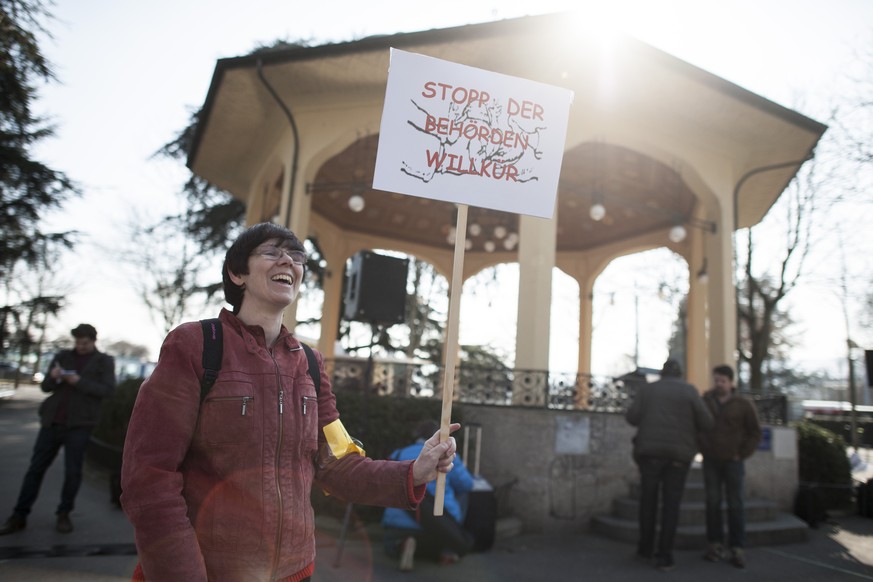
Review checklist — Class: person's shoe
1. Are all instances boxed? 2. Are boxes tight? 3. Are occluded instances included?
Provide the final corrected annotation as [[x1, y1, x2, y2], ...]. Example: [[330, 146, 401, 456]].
[[729, 547, 746, 569], [56, 512, 73, 534], [0, 514, 26, 535], [398, 536, 416, 572], [704, 542, 725, 562], [438, 550, 460, 566], [635, 550, 653, 562], [654, 555, 675, 572]]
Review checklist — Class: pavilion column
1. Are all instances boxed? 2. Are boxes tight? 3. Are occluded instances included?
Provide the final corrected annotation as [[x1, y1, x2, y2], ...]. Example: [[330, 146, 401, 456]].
[[513, 214, 557, 406], [317, 246, 347, 358], [578, 275, 594, 376], [706, 207, 736, 374], [686, 225, 708, 392], [280, 148, 315, 331], [576, 273, 595, 408], [244, 185, 265, 226]]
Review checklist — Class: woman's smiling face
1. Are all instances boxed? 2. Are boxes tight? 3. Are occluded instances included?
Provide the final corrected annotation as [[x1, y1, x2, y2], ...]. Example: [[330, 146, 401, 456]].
[[230, 239, 305, 312]]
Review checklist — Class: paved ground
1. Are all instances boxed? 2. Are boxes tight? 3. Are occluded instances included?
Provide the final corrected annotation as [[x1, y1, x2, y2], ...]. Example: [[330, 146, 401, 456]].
[[1, 384, 873, 581]]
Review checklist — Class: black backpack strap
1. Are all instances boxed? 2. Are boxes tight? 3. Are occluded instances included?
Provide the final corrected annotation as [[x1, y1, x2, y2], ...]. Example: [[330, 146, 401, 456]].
[[301, 342, 321, 396], [199, 319, 317, 400], [200, 318, 223, 402]]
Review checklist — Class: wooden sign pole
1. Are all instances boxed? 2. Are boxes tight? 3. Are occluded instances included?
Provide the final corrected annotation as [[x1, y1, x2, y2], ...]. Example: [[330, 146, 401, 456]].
[[433, 203, 468, 516]]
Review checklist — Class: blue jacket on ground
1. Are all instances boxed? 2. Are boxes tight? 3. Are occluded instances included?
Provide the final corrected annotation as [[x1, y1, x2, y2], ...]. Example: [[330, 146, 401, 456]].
[[382, 440, 474, 529]]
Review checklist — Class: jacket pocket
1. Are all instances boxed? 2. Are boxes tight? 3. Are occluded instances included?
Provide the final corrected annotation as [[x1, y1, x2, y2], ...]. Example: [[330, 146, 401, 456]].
[[299, 391, 319, 459], [287, 370, 319, 455], [200, 383, 257, 445]]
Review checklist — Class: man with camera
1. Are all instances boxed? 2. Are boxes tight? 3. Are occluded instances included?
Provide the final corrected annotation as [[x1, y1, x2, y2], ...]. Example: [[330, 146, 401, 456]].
[[0, 323, 116, 535]]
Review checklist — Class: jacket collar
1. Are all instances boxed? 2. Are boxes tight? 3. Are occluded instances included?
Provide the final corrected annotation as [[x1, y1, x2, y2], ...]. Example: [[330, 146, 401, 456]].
[[218, 308, 299, 351]]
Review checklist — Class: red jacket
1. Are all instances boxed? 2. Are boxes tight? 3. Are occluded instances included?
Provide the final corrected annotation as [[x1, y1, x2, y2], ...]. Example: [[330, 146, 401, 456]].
[[122, 309, 423, 581]]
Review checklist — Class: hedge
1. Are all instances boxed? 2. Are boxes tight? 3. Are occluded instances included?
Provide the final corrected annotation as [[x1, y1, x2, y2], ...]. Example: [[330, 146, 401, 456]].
[[794, 420, 853, 510]]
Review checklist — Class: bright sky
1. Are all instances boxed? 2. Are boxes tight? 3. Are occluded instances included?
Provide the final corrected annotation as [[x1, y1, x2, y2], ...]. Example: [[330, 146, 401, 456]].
[[30, 0, 873, 377]]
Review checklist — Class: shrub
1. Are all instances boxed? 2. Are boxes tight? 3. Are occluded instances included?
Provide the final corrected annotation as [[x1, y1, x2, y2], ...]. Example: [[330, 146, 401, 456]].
[[334, 391, 452, 460], [794, 420, 853, 510], [91, 378, 143, 450]]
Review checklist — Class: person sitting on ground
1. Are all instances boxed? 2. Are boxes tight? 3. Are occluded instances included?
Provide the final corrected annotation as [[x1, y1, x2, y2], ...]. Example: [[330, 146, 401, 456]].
[[382, 419, 475, 571]]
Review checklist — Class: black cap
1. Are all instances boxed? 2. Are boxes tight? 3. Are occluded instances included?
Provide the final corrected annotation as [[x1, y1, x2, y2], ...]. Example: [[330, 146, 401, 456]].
[[71, 324, 97, 340]]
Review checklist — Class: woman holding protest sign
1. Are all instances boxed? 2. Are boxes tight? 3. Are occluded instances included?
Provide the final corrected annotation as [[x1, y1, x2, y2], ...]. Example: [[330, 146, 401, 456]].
[[121, 222, 459, 582]]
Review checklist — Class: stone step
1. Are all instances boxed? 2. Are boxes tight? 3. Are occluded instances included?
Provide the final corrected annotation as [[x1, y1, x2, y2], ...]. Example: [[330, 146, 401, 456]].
[[629, 481, 712, 503], [590, 512, 809, 549], [612, 497, 778, 525]]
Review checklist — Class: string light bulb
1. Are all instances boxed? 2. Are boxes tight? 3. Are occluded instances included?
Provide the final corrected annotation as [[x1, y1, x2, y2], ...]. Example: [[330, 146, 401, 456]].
[[589, 203, 606, 221], [348, 194, 365, 213]]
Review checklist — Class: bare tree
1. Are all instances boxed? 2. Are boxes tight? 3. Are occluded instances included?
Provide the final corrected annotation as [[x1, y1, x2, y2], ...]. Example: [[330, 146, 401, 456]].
[[834, 41, 873, 179], [124, 215, 223, 335], [105, 340, 150, 360], [404, 258, 448, 361], [738, 158, 821, 393], [0, 238, 72, 384]]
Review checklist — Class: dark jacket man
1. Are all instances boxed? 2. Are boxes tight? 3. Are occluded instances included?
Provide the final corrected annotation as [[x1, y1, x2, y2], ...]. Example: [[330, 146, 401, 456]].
[[625, 359, 712, 572], [0, 323, 116, 536], [626, 362, 713, 463], [39, 341, 116, 428]]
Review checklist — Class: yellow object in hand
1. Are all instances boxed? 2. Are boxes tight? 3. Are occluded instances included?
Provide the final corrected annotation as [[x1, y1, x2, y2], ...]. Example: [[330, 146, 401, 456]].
[[323, 419, 365, 459]]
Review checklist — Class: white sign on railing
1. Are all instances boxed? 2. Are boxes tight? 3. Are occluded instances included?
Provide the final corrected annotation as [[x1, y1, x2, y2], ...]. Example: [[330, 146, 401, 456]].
[[374, 48, 574, 219]]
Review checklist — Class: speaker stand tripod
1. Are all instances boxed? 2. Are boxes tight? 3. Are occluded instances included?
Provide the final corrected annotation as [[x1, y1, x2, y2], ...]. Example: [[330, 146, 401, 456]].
[[333, 322, 385, 568]]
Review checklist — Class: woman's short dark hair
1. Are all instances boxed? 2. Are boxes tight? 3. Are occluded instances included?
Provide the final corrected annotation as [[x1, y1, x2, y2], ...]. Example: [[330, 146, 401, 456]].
[[222, 222, 305, 313]]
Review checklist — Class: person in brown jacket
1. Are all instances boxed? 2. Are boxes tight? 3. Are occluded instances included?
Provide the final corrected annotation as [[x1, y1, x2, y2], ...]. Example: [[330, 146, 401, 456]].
[[698, 364, 762, 569]]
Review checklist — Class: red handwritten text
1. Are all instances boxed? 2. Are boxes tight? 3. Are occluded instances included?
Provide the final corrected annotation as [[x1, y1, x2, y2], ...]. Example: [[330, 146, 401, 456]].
[[421, 81, 490, 107], [424, 115, 530, 150], [507, 98, 544, 121], [425, 149, 519, 182]]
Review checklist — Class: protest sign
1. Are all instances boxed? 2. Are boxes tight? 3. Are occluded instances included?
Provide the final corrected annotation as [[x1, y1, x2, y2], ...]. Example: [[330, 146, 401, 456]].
[[374, 48, 573, 514], [374, 49, 573, 219]]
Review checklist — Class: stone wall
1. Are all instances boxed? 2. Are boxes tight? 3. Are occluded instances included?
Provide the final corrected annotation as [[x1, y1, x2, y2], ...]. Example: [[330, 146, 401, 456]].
[[458, 404, 638, 534], [744, 425, 799, 510], [458, 403, 798, 534]]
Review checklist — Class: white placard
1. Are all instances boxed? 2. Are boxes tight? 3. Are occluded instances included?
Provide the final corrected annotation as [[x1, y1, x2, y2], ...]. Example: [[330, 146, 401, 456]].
[[771, 426, 798, 460], [374, 49, 574, 219], [555, 416, 590, 455]]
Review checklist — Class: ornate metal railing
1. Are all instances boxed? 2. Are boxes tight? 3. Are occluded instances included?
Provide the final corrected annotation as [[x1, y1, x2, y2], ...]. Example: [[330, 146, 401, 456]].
[[325, 357, 636, 413], [324, 357, 789, 423], [746, 393, 788, 425]]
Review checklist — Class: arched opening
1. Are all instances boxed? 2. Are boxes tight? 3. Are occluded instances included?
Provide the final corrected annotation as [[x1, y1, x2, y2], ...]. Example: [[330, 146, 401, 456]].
[[591, 248, 689, 376], [460, 263, 518, 369], [550, 268, 581, 375]]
